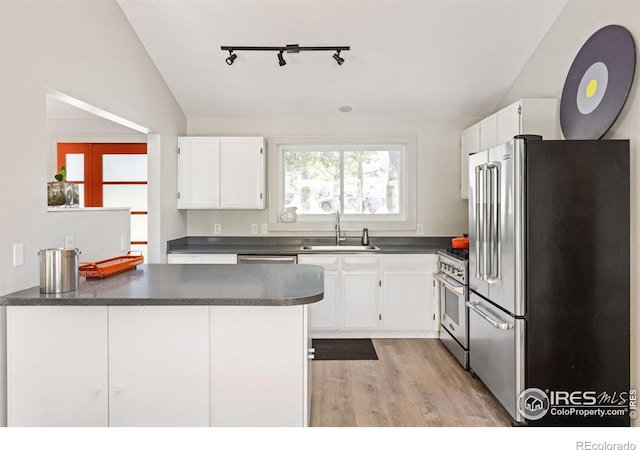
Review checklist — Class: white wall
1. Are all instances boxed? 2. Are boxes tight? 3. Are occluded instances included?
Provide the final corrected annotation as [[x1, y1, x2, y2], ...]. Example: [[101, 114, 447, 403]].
[[0, 0, 187, 426], [499, 0, 640, 421], [187, 117, 472, 237]]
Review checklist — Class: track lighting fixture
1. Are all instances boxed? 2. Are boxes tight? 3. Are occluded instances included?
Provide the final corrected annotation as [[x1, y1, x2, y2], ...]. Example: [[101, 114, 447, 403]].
[[225, 51, 237, 65], [277, 50, 286, 67], [332, 50, 345, 66], [221, 44, 350, 67]]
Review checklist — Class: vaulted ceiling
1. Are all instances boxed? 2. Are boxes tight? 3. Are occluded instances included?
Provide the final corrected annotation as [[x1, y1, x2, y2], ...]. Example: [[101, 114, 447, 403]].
[[117, 0, 568, 120]]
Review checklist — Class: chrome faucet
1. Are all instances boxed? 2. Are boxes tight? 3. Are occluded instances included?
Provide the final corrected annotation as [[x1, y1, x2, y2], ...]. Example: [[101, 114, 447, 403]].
[[335, 211, 346, 245]]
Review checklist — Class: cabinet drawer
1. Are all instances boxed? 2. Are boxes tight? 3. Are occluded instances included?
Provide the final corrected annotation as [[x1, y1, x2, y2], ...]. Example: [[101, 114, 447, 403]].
[[297, 255, 340, 270], [201, 254, 238, 264], [383, 254, 435, 270], [167, 254, 202, 264], [341, 255, 381, 270]]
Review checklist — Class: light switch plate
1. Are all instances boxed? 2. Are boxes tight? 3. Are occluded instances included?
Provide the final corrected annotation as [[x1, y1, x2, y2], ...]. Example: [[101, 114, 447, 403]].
[[214, 223, 222, 234], [13, 243, 24, 267], [65, 235, 74, 249], [261, 224, 269, 234], [250, 224, 258, 234], [416, 224, 424, 235]]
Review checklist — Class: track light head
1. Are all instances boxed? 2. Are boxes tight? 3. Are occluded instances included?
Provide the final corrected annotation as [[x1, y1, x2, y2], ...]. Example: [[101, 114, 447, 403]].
[[277, 50, 286, 67], [333, 50, 345, 65], [225, 51, 237, 65]]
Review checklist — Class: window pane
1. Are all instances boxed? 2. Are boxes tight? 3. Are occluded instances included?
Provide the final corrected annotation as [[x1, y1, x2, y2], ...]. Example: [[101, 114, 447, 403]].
[[130, 244, 147, 262], [344, 150, 400, 215], [65, 154, 84, 182], [77, 184, 85, 207], [103, 154, 147, 182], [283, 148, 340, 215], [103, 185, 147, 211], [131, 214, 147, 242]]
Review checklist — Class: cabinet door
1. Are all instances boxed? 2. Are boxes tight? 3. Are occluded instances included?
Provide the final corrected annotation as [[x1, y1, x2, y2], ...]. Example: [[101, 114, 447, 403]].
[[298, 254, 340, 331], [177, 137, 220, 209], [460, 124, 480, 199], [7, 306, 108, 426], [210, 305, 306, 426], [219, 137, 265, 209], [340, 255, 381, 330], [496, 101, 521, 144], [382, 271, 435, 331], [479, 114, 498, 150], [108, 306, 210, 426]]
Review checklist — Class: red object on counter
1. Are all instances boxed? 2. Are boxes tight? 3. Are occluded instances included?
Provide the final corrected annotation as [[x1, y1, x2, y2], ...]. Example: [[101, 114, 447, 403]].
[[452, 237, 469, 249]]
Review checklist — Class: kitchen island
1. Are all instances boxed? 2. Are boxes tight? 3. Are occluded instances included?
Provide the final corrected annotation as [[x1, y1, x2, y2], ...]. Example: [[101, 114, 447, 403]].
[[1, 264, 323, 427]]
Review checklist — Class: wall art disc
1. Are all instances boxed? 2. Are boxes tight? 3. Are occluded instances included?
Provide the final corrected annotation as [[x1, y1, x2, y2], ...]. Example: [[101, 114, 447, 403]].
[[560, 25, 636, 139]]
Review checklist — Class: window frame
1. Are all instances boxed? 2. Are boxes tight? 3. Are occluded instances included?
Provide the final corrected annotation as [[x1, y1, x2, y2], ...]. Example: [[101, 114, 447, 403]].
[[268, 135, 417, 232]]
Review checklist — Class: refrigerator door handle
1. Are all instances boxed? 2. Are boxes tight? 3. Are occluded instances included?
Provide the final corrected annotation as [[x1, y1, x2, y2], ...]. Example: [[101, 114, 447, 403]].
[[466, 301, 513, 330], [475, 165, 485, 280], [487, 163, 500, 283]]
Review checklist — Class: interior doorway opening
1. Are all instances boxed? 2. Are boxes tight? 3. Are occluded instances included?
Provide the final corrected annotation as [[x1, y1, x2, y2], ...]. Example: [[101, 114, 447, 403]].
[[57, 143, 149, 259]]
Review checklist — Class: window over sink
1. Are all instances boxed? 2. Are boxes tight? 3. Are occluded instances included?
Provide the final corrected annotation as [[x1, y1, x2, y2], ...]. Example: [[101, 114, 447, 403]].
[[268, 136, 417, 232]]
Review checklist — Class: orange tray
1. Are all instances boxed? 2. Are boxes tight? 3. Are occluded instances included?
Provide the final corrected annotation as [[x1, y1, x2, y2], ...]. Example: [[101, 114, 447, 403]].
[[79, 251, 144, 279]]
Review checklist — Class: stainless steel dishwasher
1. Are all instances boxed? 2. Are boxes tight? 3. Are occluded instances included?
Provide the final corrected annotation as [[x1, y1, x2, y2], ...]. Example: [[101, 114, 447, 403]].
[[237, 255, 297, 264]]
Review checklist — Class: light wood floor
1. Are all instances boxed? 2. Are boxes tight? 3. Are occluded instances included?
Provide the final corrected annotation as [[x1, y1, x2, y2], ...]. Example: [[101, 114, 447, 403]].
[[310, 338, 511, 427]]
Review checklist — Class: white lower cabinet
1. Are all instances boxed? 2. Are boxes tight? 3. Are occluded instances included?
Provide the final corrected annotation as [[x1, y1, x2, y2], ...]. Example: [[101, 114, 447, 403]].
[[108, 306, 210, 426], [341, 255, 381, 330], [300, 253, 438, 336], [382, 255, 438, 331], [297, 254, 340, 331], [7, 304, 309, 426], [168, 253, 237, 264], [210, 305, 310, 426], [7, 306, 109, 426]]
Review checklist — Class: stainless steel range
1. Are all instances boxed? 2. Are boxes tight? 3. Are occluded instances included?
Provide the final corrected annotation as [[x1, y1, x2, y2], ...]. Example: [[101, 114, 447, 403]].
[[436, 249, 469, 368]]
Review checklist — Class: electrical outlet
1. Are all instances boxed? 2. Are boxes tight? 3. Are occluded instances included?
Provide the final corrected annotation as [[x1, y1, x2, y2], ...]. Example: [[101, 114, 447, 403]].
[[65, 235, 74, 249], [13, 243, 24, 267], [416, 224, 424, 235], [261, 223, 269, 234], [250, 224, 258, 234], [214, 223, 222, 235], [121, 234, 129, 252]]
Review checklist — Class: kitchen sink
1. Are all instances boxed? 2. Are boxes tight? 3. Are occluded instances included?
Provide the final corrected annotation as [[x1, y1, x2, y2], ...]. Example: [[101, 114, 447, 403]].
[[299, 245, 380, 252]]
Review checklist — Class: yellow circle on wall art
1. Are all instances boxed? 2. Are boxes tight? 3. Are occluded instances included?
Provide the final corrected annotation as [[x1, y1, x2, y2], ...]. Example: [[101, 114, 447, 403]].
[[586, 79, 598, 98]]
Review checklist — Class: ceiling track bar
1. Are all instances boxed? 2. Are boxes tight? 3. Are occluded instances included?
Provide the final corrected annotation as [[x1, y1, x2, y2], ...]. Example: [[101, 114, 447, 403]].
[[221, 45, 350, 53]]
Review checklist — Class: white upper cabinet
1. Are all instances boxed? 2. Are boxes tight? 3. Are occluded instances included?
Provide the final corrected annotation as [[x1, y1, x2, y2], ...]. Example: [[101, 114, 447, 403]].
[[479, 114, 498, 151], [220, 137, 265, 209], [460, 124, 480, 199], [178, 136, 265, 209], [460, 98, 559, 199], [496, 98, 560, 143], [178, 137, 221, 209]]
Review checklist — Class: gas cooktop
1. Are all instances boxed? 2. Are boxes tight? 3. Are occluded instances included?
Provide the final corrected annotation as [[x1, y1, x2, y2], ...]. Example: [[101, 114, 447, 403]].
[[440, 248, 469, 261]]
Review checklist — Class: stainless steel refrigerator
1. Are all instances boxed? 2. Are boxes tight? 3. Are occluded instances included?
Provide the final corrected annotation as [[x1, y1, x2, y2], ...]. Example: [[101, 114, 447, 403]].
[[468, 135, 630, 426]]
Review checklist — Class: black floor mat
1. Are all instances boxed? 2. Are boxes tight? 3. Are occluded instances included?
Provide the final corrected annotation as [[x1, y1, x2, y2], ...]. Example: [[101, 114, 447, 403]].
[[312, 338, 378, 361]]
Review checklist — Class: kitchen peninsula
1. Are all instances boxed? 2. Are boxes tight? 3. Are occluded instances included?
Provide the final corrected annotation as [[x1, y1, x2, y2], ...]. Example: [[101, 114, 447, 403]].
[[0, 264, 323, 427]]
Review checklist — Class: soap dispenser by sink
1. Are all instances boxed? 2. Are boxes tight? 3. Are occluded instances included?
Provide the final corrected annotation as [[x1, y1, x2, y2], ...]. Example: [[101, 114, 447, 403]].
[[361, 228, 370, 246]]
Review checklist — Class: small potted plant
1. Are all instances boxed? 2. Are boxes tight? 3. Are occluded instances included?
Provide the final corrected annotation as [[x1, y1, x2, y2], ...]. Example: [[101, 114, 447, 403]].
[[47, 166, 79, 207]]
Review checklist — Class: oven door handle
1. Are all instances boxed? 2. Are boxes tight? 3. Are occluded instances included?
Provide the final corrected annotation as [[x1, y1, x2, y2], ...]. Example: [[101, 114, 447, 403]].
[[434, 273, 466, 296], [466, 301, 513, 330]]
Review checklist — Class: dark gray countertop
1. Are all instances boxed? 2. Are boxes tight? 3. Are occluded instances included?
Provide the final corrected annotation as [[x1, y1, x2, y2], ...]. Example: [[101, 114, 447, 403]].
[[167, 236, 453, 255], [0, 264, 324, 307]]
